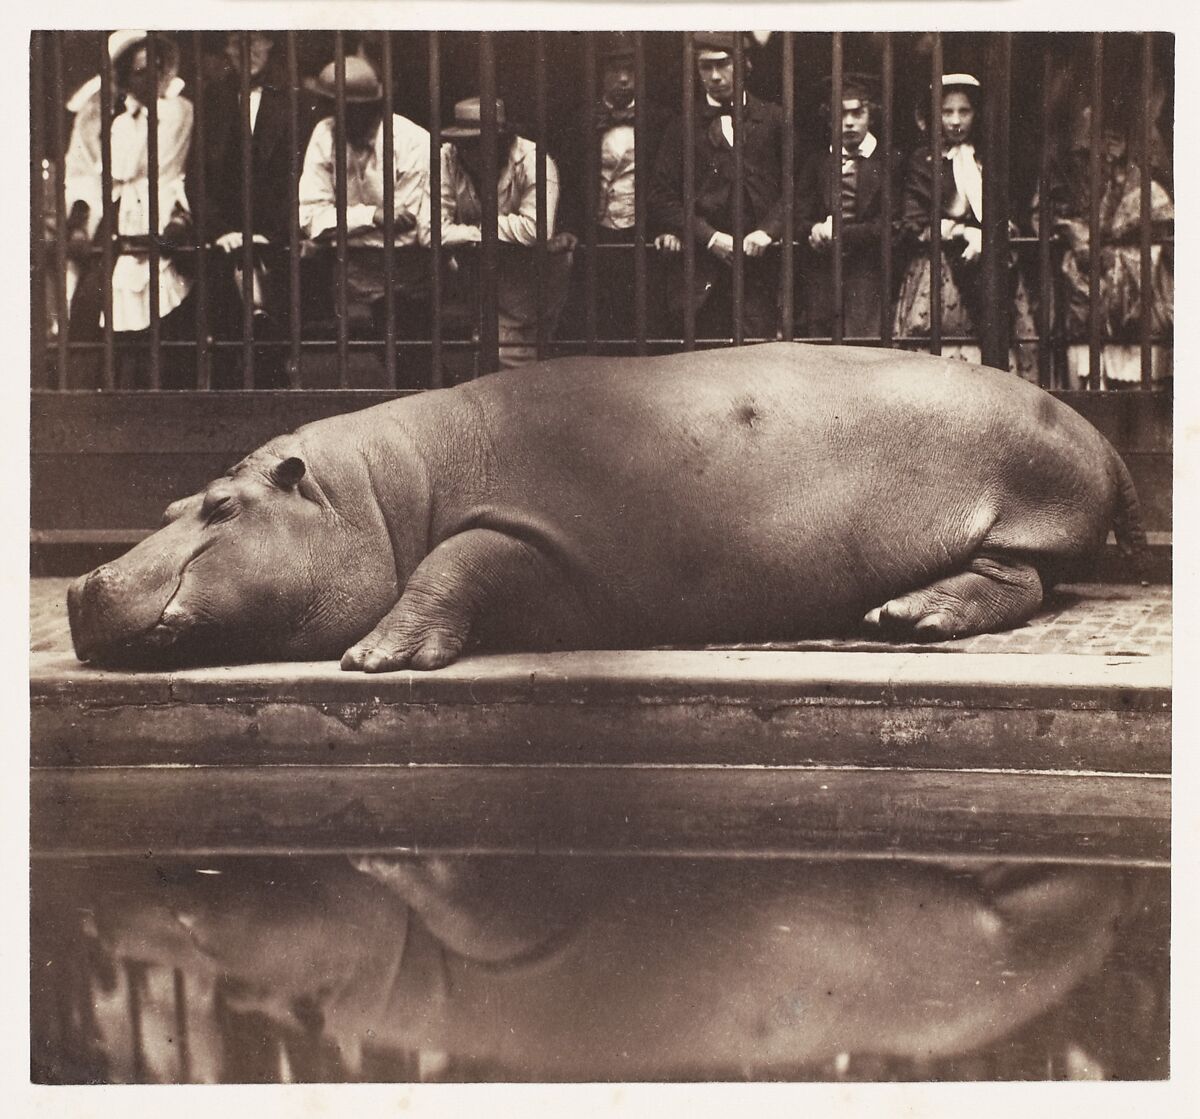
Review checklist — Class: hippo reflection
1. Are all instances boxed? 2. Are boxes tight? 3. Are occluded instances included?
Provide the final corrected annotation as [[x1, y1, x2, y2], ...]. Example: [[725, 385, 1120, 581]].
[[66, 855, 1140, 1081]]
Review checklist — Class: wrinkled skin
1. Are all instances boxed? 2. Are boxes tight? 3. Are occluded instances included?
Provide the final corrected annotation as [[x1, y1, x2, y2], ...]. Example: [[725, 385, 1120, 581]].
[[70, 855, 1136, 1079], [68, 343, 1146, 671]]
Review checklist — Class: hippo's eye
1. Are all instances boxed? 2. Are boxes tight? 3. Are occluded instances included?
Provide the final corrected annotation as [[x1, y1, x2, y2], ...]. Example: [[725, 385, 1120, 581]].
[[203, 495, 236, 525]]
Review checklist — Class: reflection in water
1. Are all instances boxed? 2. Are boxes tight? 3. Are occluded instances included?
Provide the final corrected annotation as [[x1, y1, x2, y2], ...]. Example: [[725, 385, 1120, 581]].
[[31, 855, 1168, 1083]]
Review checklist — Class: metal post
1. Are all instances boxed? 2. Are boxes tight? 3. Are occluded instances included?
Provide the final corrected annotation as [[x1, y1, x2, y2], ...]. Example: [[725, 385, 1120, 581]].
[[478, 33, 500, 374], [583, 35, 599, 354], [1139, 33, 1154, 389], [98, 31, 115, 390], [428, 31, 444, 386], [780, 32, 795, 343], [239, 32, 255, 388], [146, 34, 162, 389], [1037, 46, 1054, 388], [31, 31, 47, 389], [929, 35, 943, 356], [381, 31, 397, 386], [880, 34, 895, 344], [980, 33, 1012, 369], [731, 34, 745, 346], [190, 32, 211, 390], [535, 31, 548, 362], [830, 33, 844, 346], [286, 31, 302, 387], [682, 33, 696, 351], [51, 34, 69, 387], [334, 33, 349, 387], [633, 31, 648, 355], [1088, 32, 1104, 387]]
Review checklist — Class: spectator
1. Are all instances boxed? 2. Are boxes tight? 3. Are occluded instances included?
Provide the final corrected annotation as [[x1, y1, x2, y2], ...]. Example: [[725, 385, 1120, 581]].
[[650, 32, 789, 344], [64, 31, 196, 388], [430, 96, 572, 369], [199, 31, 319, 388], [1032, 103, 1173, 388], [892, 73, 1036, 373], [299, 56, 431, 384], [554, 32, 670, 352], [797, 72, 900, 341]]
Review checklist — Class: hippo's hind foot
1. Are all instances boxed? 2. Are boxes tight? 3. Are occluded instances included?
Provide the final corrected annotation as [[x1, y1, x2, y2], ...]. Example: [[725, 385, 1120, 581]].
[[341, 527, 553, 672], [863, 554, 1043, 641]]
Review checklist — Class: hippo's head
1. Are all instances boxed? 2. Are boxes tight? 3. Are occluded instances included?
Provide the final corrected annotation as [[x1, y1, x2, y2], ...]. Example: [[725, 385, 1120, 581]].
[[67, 445, 400, 668]]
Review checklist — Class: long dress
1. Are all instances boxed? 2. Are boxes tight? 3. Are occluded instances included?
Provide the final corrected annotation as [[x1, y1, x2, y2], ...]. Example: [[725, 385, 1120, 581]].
[[892, 142, 1037, 377], [1034, 149, 1173, 385]]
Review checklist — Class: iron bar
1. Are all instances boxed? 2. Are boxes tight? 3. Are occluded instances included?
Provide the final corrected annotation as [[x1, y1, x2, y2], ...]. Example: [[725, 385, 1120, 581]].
[[146, 33, 162, 389], [535, 31, 549, 362], [1037, 45, 1054, 388], [478, 32, 500, 374], [731, 33, 745, 346], [1139, 33, 1154, 388], [980, 33, 1012, 369], [239, 32, 255, 388], [779, 31, 795, 343], [51, 34, 69, 388], [830, 33, 844, 346], [583, 34, 599, 354], [190, 32, 211, 390], [31, 32, 47, 389], [929, 33, 943, 356], [682, 32, 696, 351], [1088, 32, 1104, 387], [287, 31, 302, 387], [428, 31, 443, 386], [633, 31, 648, 355], [98, 31, 115, 390], [334, 33, 349, 387], [880, 34, 894, 344], [382, 31, 397, 386]]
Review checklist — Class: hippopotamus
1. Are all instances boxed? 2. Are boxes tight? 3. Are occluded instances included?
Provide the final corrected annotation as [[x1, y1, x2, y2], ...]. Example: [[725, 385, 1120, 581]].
[[67, 342, 1146, 669]]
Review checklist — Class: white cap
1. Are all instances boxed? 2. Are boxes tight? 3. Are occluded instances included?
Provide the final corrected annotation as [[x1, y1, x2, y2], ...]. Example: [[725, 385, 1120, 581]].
[[942, 73, 981, 89]]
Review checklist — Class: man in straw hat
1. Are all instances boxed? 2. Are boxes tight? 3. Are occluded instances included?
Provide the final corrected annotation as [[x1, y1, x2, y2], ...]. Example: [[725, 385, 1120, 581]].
[[431, 95, 572, 369], [299, 55, 432, 383], [650, 32, 790, 343], [63, 31, 196, 388], [796, 71, 901, 341]]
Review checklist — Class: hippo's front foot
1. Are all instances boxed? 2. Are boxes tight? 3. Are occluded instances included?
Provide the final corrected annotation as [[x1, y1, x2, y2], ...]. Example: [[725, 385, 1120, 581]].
[[341, 527, 547, 672], [863, 554, 1044, 641]]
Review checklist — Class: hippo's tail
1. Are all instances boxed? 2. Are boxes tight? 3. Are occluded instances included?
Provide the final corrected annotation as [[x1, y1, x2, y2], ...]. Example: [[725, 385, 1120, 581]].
[[1107, 444, 1151, 581]]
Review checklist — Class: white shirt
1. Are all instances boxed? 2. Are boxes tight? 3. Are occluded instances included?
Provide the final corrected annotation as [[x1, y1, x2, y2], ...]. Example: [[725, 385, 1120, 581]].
[[430, 136, 560, 247], [598, 112, 636, 230], [299, 113, 431, 246]]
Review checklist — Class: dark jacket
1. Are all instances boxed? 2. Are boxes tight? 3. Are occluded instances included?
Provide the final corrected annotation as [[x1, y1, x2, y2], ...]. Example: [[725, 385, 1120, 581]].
[[556, 99, 670, 237], [795, 143, 902, 339], [650, 92, 790, 246], [197, 74, 318, 243], [897, 144, 983, 249]]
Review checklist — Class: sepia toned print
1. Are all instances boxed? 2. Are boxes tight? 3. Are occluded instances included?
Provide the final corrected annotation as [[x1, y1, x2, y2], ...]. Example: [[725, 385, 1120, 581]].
[[30, 28, 1170, 1084]]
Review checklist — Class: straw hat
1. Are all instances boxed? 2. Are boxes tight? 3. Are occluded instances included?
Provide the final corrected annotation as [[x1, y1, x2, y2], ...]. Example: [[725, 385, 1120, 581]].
[[306, 56, 384, 103], [441, 97, 509, 139]]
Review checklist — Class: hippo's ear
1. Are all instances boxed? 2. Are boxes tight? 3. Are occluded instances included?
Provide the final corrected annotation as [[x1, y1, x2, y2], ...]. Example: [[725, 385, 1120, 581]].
[[270, 456, 307, 491]]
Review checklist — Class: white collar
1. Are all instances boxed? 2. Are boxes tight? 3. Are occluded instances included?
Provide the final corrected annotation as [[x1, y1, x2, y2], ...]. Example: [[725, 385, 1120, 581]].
[[705, 92, 747, 109], [834, 131, 877, 159]]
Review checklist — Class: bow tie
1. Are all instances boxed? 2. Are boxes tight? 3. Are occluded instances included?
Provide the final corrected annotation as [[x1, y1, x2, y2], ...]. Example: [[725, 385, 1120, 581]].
[[842, 148, 864, 161], [597, 104, 636, 130], [704, 102, 734, 120]]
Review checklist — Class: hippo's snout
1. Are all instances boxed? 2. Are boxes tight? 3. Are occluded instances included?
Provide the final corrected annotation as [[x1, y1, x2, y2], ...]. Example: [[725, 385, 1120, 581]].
[[68, 559, 182, 666]]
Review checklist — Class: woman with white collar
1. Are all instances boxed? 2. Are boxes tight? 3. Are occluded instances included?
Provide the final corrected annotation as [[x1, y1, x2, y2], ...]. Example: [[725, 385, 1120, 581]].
[[63, 31, 195, 387], [893, 73, 1034, 374]]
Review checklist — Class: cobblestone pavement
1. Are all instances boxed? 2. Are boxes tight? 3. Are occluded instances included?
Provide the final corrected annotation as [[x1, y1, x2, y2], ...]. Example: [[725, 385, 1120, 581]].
[[32, 578, 1172, 660]]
